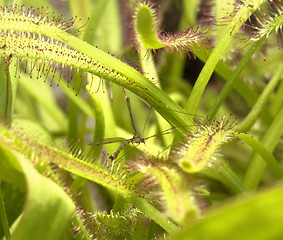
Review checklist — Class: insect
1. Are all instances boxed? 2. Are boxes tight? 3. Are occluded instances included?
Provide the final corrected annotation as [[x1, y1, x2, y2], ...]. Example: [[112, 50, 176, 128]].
[[90, 99, 205, 160], [90, 97, 149, 160]]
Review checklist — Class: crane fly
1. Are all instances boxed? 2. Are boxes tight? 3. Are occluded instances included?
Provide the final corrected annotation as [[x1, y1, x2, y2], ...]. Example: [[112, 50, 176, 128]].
[[90, 97, 148, 160], [90, 98, 204, 160]]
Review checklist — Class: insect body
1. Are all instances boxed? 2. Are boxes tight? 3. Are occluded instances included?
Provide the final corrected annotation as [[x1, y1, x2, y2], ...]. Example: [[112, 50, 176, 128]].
[[90, 98, 201, 160], [109, 134, 145, 160]]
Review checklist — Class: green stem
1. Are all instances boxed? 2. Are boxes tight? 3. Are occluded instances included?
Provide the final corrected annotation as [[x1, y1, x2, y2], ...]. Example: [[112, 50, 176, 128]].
[[112, 195, 126, 214], [128, 196, 179, 234], [236, 134, 283, 179], [56, 73, 94, 118], [185, 0, 265, 115], [68, 100, 79, 140], [202, 158, 247, 194], [0, 181, 11, 239], [196, 47, 260, 109], [236, 65, 283, 132], [208, 39, 264, 121], [138, 46, 173, 145], [68, 0, 90, 22], [181, 0, 200, 26], [243, 108, 283, 189], [82, 0, 109, 44], [68, 71, 84, 141], [217, 161, 247, 193], [270, 75, 283, 116]]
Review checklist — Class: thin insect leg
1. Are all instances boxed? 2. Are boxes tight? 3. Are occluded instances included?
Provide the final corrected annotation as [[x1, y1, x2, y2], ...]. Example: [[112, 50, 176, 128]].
[[98, 97, 150, 159], [90, 97, 151, 159], [125, 97, 138, 136], [142, 105, 152, 135], [156, 144, 172, 158]]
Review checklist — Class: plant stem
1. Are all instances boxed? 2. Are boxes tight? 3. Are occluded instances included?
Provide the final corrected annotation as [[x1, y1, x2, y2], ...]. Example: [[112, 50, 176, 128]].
[[236, 134, 283, 179], [112, 195, 125, 214], [270, 75, 283, 116], [86, 85, 105, 160], [185, 0, 265, 115], [243, 108, 283, 189], [208, 39, 264, 121], [202, 158, 247, 194], [236, 65, 283, 132], [56, 73, 94, 118], [128, 197, 179, 234]]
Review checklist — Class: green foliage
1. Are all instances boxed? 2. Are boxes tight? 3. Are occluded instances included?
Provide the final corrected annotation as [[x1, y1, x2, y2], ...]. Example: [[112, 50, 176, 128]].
[[170, 183, 283, 240], [0, 0, 282, 239], [135, 2, 165, 49]]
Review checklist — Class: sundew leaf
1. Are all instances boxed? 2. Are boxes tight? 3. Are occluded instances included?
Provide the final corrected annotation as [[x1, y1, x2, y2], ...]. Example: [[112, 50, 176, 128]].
[[134, 2, 206, 53], [169, 183, 283, 240], [11, 118, 53, 146], [2, 145, 76, 240], [15, 0, 57, 13], [0, 123, 143, 199], [135, 2, 164, 49], [0, 144, 25, 189], [134, 159, 199, 225], [0, 4, 195, 133]]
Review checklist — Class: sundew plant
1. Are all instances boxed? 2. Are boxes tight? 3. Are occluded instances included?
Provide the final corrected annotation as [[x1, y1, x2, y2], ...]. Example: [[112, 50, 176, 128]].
[[0, 0, 283, 239]]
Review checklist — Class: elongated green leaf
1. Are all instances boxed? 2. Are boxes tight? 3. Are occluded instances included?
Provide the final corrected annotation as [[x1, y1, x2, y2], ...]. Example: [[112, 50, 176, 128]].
[[0, 144, 25, 189], [0, 143, 75, 240], [170, 183, 283, 240], [186, 0, 266, 115]]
